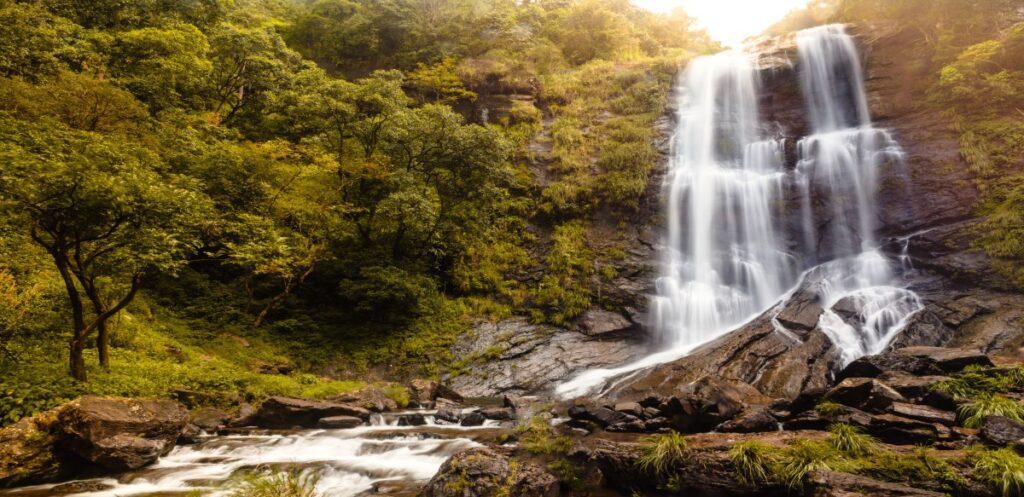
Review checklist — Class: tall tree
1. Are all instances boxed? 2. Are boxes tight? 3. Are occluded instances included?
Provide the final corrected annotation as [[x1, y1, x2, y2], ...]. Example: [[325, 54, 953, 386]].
[[0, 118, 211, 379]]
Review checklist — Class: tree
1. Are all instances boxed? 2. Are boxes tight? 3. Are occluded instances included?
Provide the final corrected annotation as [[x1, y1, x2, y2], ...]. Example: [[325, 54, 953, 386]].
[[406, 57, 476, 104], [109, 22, 213, 112], [0, 117, 211, 380]]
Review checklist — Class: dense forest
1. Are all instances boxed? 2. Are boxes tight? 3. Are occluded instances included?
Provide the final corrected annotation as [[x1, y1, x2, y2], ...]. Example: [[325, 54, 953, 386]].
[[3, 0, 1024, 496], [0, 0, 718, 422]]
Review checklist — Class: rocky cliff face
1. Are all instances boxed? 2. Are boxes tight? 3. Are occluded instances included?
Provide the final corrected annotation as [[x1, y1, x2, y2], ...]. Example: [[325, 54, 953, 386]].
[[600, 23, 1024, 403]]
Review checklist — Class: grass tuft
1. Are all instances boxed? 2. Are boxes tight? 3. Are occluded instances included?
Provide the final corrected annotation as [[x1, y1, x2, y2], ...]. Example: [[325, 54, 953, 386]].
[[729, 440, 776, 484], [827, 423, 878, 457], [958, 395, 1024, 428], [974, 448, 1024, 497], [636, 431, 689, 477], [229, 468, 321, 497]]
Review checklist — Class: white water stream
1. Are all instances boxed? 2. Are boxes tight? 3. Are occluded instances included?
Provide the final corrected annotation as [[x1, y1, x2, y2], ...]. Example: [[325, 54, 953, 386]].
[[0, 413, 499, 497], [557, 25, 921, 398]]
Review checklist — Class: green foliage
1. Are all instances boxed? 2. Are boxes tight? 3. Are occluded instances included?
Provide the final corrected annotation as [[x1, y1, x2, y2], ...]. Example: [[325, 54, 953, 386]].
[[773, 439, 838, 490], [815, 400, 844, 417], [827, 423, 878, 457], [730, 441, 776, 484], [636, 431, 689, 477], [516, 414, 573, 456], [229, 468, 321, 497], [974, 448, 1024, 497], [958, 395, 1024, 428]]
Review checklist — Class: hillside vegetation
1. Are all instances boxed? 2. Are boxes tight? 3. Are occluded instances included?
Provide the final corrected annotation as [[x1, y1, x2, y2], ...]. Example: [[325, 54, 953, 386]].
[[0, 0, 716, 423]]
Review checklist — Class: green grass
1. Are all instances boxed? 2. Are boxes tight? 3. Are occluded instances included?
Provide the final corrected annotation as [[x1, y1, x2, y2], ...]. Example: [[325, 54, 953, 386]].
[[730, 440, 776, 484], [228, 468, 321, 497], [516, 414, 573, 455], [827, 423, 879, 457], [773, 439, 838, 490], [958, 395, 1024, 428], [974, 448, 1024, 497], [636, 431, 689, 477], [815, 400, 845, 417]]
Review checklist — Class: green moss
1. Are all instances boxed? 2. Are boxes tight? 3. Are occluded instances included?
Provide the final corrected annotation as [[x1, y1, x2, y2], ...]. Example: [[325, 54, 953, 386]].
[[973, 448, 1024, 497], [516, 414, 573, 455]]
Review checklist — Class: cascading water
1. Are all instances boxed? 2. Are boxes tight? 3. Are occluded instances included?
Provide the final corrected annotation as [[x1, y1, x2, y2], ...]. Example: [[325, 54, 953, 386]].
[[792, 24, 922, 365], [557, 24, 921, 398], [652, 51, 797, 347]]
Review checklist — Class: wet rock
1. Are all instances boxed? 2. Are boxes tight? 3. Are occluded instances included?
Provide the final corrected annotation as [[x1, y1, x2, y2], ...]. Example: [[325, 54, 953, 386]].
[[606, 419, 647, 433], [876, 372, 947, 400], [419, 447, 558, 497], [577, 308, 635, 338], [447, 318, 645, 397], [776, 286, 824, 333], [980, 415, 1024, 446], [805, 469, 946, 497], [434, 384, 464, 403], [825, 378, 905, 413], [177, 424, 202, 444], [253, 397, 370, 428], [886, 402, 955, 426], [568, 405, 637, 428], [613, 402, 644, 418], [397, 413, 427, 427], [479, 408, 515, 421], [330, 386, 399, 412], [840, 348, 993, 379], [0, 410, 63, 486], [644, 417, 671, 432], [675, 376, 772, 432], [317, 415, 363, 429], [460, 412, 486, 427], [58, 396, 189, 471], [228, 403, 257, 428], [717, 406, 778, 433], [408, 379, 438, 407], [51, 480, 115, 493], [435, 408, 461, 425], [190, 407, 230, 432]]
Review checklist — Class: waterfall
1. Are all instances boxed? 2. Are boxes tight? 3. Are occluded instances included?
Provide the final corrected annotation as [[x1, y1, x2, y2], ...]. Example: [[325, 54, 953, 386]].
[[557, 24, 921, 398], [651, 50, 797, 347], [792, 24, 921, 365]]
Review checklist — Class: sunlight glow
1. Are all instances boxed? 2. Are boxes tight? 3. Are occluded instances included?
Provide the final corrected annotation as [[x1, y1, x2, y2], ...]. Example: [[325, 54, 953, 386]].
[[633, 0, 812, 47]]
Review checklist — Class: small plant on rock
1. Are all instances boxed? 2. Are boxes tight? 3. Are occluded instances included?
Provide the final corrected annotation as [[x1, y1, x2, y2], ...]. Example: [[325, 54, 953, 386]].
[[958, 394, 1024, 428], [516, 414, 572, 455], [636, 431, 689, 477], [814, 400, 844, 417], [730, 440, 776, 484], [827, 423, 878, 457], [974, 448, 1024, 497], [774, 439, 837, 490]]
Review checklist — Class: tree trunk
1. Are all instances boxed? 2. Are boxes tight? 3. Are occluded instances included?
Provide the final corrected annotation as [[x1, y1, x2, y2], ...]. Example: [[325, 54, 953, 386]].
[[70, 334, 87, 381], [97, 319, 109, 369]]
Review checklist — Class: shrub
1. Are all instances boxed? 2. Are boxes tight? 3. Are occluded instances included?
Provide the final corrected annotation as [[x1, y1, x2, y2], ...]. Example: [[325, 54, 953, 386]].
[[516, 414, 572, 455], [958, 395, 1024, 428], [974, 448, 1024, 497], [636, 431, 688, 477]]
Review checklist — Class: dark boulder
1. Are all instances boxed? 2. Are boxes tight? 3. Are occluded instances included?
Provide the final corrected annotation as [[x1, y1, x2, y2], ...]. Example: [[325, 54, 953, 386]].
[[317, 416, 363, 429], [867, 414, 948, 445], [606, 419, 647, 433], [613, 402, 644, 418], [435, 408, 461, 425], [398, 413, 427, 427], [190, 407, 230, 432], [419, 447, 558, 497], [980, 415, 1024, 446], [434, 384, 464, 403], [479, 408, 515, 421], [675, 376, 770, 432], [568, 405, 637, 428], [717, 406, 778, 433], [775, 286, 824, 334], [877, 372, 948, 400], [460, 412, 486, 427], [227, 403, 257, 428], [408, 379, 439, 407], [825, 378, 905, 413], [253, 397, 370, 428], [840, 348, 993, 380]]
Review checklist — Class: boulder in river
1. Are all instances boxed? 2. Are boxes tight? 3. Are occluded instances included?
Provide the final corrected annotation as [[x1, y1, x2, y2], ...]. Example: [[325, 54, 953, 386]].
[[253, 396, 370, 428], [58, 396, 189, 471], [419, 447, 558, 497], [317, 416, 363, 429], [0, 410, 63, 486], [330, 386, 399, 412]]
